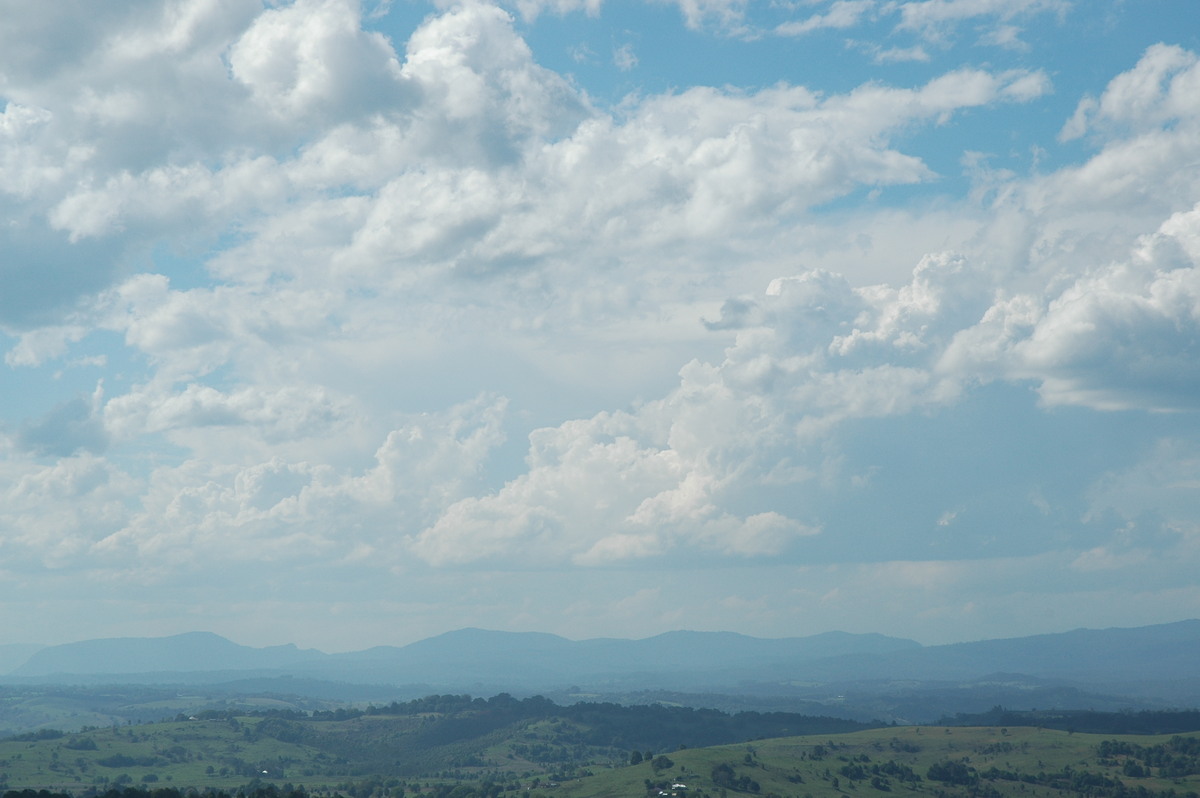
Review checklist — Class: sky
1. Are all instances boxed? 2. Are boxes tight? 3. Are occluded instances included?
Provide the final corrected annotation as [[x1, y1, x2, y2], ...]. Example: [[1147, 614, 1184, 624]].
[[1, 0, 1199, 653]]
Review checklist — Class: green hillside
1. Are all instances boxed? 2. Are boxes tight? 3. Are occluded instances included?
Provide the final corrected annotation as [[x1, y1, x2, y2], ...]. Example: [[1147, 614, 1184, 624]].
[[0, 696, 868, 794], [556, 726, 1200, 798], [0, 698, 1197, 798]]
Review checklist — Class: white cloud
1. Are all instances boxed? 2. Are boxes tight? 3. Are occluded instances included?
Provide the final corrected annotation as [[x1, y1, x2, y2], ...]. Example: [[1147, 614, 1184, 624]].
[[4, 324, 88, 367], [775, 0, 874, 37], [398, 40, 1198, 567], [669, 0, 751, 32], [1060, 43, 1200, 141], [407, 252, 993, 568], [1, 0, 1198, 648], [979, 23, 1026, 50], [104, 382, 351, 444], [0, 23, 1169, 577], [939, 203, 1200, 412], [0, 452, 138, 570], [613, 42, 638, 71], [3, 0, 1051, 344], [869, 44, 931, 63], [509, 0, 603, 22], [227, 0, 407, 124], [890, 0, 1069, 42], [90, 394, 508, 571]]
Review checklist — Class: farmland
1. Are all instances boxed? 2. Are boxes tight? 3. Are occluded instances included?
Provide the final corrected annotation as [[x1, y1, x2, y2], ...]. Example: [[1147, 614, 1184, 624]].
[[0, 699, 1197, 798]]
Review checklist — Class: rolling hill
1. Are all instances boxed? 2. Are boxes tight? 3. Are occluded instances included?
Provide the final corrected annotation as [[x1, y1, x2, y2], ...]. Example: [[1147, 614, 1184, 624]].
[[3, 621, 1198, 732], [0, 695, 1198, 798]]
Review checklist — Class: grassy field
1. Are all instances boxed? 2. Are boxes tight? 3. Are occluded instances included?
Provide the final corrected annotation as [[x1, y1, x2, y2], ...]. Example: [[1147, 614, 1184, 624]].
[[0, 716, 341, 793], [555, 726, 1200, 798], [0, 715, 1197, 798]]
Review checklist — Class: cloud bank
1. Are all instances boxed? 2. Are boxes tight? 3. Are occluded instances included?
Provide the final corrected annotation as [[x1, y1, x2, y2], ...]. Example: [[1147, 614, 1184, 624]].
[[1, 0, 1198, 649]]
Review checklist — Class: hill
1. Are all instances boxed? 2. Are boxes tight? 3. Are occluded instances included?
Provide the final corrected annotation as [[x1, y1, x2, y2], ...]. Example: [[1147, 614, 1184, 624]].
[[556, 725, 1200, 798], [0, 694, 871, 792], [4, 621, 1199, 734], [8, 621, 1200, 693], [0, 696, 1199, 798], [8, 628, 922, 685], [11, 632, 324, 679]]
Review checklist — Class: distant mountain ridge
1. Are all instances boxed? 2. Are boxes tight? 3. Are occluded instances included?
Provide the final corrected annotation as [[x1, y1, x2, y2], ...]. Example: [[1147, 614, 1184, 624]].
[[7, 621, 1200, 707], [11, 631, 324, 677], [8, 626, 920, 683]]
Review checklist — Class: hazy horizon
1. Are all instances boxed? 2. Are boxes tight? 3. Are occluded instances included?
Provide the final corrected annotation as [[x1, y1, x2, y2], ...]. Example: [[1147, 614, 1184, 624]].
[[2, 0, 1199, 653], [7, 617, 1200, 658]]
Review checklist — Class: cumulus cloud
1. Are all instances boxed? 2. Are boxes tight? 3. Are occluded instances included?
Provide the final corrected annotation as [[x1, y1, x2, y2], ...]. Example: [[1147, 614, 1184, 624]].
[[940, 172, 1200, 411], [408, 253, 993, 568], [227, 0, 408, 124], [104, 382, 352, 445], [2, 0, 1050, 349], [402, 44, 1200, 567], [2, 0, 1198, 647], [0, 451, 137, 570], [91, 394, 508, 570], [1060, 44, 1200, 142], [0, 27, 1172, 577], [1009, 209, 1200, 410], [775, 0, 874, 36]]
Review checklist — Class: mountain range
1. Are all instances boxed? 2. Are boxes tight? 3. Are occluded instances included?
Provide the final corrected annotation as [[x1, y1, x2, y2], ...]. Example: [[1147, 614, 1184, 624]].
[[5, 621, 1199, 719]]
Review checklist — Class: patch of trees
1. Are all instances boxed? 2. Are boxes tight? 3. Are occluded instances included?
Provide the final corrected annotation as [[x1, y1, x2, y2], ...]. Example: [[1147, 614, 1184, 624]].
[[5, 730, 65, 742], [928, 754, 1200, 798], [932, 760, 1122, 794], [509, 741, 588, 765], [939, 707, 1200, 735], [97, 755, 162, 768], [63, 738, 98, 751], [838, 756, 921, 789], [246, 692, 874, 775], [175, 691, 874, 771], [1035, 767, 1123, 795], [711, 763, 760, 793], [927, 760, 978, 786], [1097, 736, 1200, 778], [558, 700, 872, 751], [887, 738, 921, 754]]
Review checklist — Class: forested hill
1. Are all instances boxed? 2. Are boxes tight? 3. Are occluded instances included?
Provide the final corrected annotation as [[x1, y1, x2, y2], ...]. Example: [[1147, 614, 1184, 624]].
[[0, 692, 876, 791], [254, 692, 876, 753], [4, 693, 1200, 796]]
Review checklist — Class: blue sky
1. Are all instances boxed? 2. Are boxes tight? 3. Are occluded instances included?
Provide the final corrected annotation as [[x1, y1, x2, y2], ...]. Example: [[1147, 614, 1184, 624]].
[[1, 0, 1199, 652]]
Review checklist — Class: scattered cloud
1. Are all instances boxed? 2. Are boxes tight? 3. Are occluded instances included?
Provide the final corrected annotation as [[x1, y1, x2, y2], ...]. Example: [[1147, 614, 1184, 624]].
[[613, 42, 638, 70], [890, 0, 1069, 42], [867, 44, 932, 63], [774, 0, 874, 37]]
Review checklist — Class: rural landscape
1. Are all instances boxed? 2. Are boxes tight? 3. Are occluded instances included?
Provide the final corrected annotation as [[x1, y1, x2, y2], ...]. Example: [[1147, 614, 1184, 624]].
[[4, 3, 1199, 798], [2, 623, 1199, 798]]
